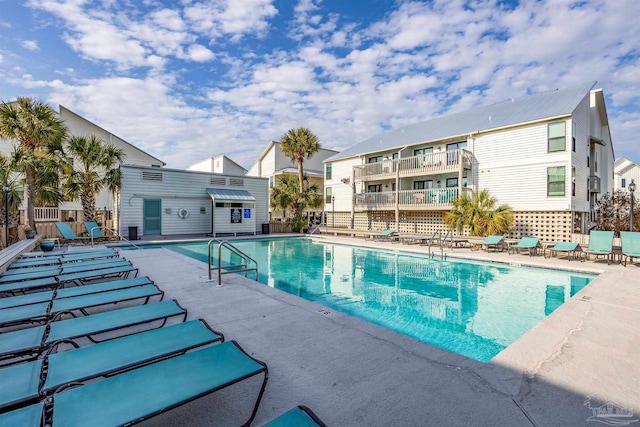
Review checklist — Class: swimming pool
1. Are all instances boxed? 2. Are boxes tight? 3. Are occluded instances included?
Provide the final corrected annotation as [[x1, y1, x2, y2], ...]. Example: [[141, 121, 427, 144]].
[[131, 238, 595, 362]]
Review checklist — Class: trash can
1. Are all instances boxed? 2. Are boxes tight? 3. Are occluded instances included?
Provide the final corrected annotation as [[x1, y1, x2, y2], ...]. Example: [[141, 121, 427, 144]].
[[261, 223, 270, 235], [128, 226, 138, 240]]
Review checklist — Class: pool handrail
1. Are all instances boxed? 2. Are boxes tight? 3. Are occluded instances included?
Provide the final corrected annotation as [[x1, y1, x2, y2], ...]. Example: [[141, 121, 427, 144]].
[[207, 239, 258, 285]]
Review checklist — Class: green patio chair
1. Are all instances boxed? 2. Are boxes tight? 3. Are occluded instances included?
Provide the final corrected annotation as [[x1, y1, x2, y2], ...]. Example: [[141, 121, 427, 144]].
[[508, 237, 541, 256], [0, 300, 186, 364], [84, 221, 118, 243], [265, 406, 327, 427], [0, 285, 163, 329], [471, 235, 506, 252], [0, 403, 44, 426], [0, 320, 223, 413], [0, 277, 153, 310], [584, 230, 614, 264], [372, 229, 397, 241], [0, 258, 130, 283], [54, 222, 92, 245], [544, 242, 581, 261], [0, 277, 59, 296], [50, 340, 268, 427], [620, 231, 640, 267]]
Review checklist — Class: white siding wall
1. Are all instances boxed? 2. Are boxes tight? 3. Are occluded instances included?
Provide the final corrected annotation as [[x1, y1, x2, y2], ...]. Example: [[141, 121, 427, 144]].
[[188, 158, 215, 172], [119, 166, 268, 237], [474, 121, 572, 211], [325, 157, 361, 211], [571, 93, 591, 212]]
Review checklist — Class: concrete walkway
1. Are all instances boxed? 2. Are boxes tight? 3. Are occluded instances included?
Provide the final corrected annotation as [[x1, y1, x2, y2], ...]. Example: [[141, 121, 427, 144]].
[[116, 236, 639, 426]]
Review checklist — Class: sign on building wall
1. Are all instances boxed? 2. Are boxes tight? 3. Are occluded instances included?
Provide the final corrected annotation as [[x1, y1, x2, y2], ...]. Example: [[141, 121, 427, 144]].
[[231, 208, 242, 223], [244, 208, 251, 219]]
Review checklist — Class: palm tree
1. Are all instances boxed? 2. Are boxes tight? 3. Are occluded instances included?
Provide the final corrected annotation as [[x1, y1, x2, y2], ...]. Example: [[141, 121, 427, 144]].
[[0, 153, 22, 233], [445, 189, 514, 236], [62, 135, 125, 222], [270, 174, 298, 218], [270, 175, 324, 231], [279, 127, 320, 194], [0, 97, 67, 229]]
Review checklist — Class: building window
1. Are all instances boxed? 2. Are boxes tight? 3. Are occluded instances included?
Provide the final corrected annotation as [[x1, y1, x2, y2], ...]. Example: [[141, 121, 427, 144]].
[[446, 178, 458, 188], [325, 187, 332, 204], [368, 155, 383, 163], [446, 142, 467, 164], [622, 178, 626, 188], [392, 153, 399, 160], [594, 152, 598, 173], [325, 164, 332, 180], [572, 167, 576, 197], [269, 176, 274, 188], [548, 122, 566, 152], [547, 166, 565, 196], [413, 180, 433, 190], [572, 121, 576, 152], [413, 147, 433, 156], [367, 184, 382, 192]]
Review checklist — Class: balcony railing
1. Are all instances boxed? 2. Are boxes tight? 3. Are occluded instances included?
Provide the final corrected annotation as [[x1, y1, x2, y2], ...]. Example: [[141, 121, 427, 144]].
[[34, 207, 60, 222], [354, 149, 472, 181], [354, 188, 469, 210]]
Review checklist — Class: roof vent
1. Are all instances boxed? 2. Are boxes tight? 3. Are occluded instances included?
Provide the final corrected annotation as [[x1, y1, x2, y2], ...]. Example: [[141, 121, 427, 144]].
[[210, 177, 226, 186], [229, 178, 244, 187], [142, 171, 163, 181]]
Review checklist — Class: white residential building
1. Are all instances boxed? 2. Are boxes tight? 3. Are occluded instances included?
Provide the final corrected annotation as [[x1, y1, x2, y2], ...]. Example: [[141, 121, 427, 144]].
[[324, 82, 614, 242], [0, 105, 164, 223], [247, 141, 338, 222], [614, 157, 640, 192], [188, 155, 247, 176]]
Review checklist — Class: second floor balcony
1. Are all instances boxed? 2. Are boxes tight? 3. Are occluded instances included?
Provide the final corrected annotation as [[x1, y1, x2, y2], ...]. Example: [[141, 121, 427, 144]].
[[354, 149, 472, 182], [354, 188, 470, 211]]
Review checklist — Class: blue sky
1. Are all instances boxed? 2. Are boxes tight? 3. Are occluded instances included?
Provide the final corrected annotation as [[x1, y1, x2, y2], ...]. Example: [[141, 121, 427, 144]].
[[0, 0, 638, 169]]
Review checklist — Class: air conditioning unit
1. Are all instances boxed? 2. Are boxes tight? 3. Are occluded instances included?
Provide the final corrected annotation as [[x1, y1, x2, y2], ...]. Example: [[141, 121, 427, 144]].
[[589, 176, 601, 192]]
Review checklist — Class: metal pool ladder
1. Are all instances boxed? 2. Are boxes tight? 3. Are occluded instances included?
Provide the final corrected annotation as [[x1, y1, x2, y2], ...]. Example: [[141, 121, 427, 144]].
[[207, 239, 258, 286]]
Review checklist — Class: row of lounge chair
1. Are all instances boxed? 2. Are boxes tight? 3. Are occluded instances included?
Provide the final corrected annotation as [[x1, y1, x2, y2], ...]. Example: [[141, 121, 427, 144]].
[[471, 231, 640, 265], [0, 247, 326, 426], [368, 229, 640, 265], [53, 222, 119, 245]]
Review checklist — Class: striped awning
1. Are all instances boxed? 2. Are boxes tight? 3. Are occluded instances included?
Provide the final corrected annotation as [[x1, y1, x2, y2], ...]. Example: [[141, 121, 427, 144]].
[[206, 188, 255, 202]]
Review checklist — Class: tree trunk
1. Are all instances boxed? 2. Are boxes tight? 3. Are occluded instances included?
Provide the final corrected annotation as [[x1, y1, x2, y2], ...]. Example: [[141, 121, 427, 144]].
[[81, 191, 96, 222], [298, 159, 304, 194], [25, 169, 37, 230]]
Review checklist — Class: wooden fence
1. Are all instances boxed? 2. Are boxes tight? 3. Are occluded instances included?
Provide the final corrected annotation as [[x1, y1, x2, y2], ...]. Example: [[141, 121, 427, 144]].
[[268, 221, 293, 233]]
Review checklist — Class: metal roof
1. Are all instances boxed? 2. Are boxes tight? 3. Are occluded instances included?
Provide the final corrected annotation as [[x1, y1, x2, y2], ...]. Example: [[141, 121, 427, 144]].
[[327, 82, 597, 162], [206, 188, 255, 201]]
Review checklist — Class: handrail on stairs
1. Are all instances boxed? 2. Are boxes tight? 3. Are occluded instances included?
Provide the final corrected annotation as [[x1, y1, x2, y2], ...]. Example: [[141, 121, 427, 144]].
[[207, 239, 258, 286]]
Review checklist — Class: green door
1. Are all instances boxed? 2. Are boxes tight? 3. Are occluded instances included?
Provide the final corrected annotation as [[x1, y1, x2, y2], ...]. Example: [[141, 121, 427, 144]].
[[143, 199, 161, 235]]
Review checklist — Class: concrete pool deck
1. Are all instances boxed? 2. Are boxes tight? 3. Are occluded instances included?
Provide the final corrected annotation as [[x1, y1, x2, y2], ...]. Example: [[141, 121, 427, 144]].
[[108, 234, 640, 426]]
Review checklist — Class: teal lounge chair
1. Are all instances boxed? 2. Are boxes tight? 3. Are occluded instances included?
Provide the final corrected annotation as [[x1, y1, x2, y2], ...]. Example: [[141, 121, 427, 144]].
[[544, 242, 581, 261], [508, 237, 541, 256], [372, 229, 397, 241], [0, 319, 223, 412], [10, 250, 117, 269], [471, 235, 506, 252], [396, 235, 429, 245], [0, 277, 153, 310], [0, 285, 163, 330], [265, 406, 327, 427], [84, 221, 118, 243], [0, 258, 132, 283], [584, 230, 614, 264], [50, 340, 268, 427], [620, 231, 640, 267], [0, 300, 186, 363], [54, 222, 91, 245], [0, 403, 43, 426]]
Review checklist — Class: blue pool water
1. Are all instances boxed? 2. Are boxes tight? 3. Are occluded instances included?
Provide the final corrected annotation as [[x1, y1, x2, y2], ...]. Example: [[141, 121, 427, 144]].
[[131, 238, 595, 362]]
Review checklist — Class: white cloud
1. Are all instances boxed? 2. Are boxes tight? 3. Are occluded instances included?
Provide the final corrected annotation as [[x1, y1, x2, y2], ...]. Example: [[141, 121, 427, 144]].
[[20, 40, 40, 51], [5, 0, 640, 167]]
